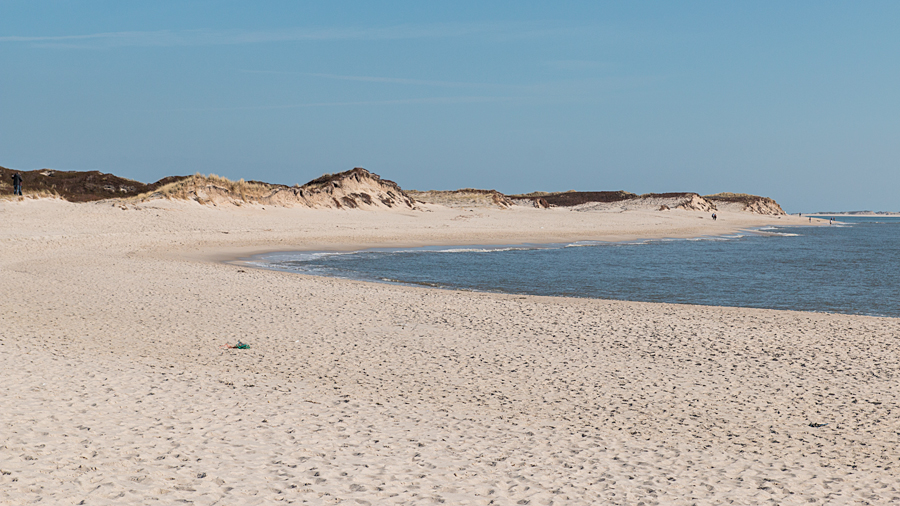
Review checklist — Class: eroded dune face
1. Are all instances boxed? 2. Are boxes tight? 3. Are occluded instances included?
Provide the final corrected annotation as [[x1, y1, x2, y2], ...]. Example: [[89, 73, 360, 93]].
[[705, 194, 786, 215], [674, 193, 717, 212], [258, 168, 418, 210]]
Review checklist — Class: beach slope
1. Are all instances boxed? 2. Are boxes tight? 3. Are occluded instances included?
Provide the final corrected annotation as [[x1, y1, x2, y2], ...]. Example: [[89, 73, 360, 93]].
[[1, 199, 897, 505]]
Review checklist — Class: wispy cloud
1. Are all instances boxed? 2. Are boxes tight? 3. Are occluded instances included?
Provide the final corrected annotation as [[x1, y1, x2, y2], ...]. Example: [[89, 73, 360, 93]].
[[0, 23, 529, 49], [160, 95, 518, 113], [240, 69, 498, 88], [546, 59, 611, 71]]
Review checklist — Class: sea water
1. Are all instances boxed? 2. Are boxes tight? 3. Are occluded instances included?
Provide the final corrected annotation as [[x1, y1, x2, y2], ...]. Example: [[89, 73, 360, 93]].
[[250, 216, 900, 318]]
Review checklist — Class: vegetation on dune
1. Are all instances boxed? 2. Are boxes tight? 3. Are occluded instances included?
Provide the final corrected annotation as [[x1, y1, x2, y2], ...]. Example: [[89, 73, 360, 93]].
[[516, 190, 638, 207], [0, 188, 61, 201], [143, 173, 280, 202], [406, 189, 515, 208], [0, 166, 184, 202], [705, 192, 767, 202]]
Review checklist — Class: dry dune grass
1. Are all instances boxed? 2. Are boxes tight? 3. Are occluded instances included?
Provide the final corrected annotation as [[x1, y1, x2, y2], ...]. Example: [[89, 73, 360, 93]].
[[0, 188, 61, 201], [706, 192, 754, 199], [407, 189, 513, 208], [139, 173, 275, 202]]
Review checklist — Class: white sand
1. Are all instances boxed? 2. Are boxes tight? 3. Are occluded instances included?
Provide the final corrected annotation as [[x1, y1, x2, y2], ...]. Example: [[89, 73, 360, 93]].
[[1, 198, 898, 505]]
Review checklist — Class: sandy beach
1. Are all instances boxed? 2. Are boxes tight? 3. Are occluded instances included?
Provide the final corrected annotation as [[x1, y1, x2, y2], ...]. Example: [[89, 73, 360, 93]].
[[2, 198, 898, 505]]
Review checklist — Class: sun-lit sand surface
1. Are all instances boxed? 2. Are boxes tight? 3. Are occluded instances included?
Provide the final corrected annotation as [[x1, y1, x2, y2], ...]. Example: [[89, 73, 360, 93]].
[[2, 198, 898, 505]]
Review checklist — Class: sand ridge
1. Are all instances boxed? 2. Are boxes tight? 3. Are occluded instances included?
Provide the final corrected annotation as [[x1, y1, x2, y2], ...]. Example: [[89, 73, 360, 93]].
[[2, 198, 897, 504]]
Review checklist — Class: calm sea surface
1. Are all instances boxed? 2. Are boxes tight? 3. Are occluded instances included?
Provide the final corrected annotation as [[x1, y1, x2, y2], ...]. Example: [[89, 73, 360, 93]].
[[250, 216, 900, 318]]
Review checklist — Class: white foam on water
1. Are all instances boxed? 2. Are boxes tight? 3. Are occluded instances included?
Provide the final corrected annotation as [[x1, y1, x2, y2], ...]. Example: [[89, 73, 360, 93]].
[[260, 250, 357, 264], [418, 246, 541, 254], [564, 241, 605, 248]]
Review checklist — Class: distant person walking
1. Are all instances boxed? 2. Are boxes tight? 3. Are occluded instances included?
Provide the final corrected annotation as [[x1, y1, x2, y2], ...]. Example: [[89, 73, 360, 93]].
[[711, 212, 717, 221], [12, 172, 23, 195]]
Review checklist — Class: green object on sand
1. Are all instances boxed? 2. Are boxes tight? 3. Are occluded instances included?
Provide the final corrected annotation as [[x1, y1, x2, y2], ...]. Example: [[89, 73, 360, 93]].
[[234, 341, 250, 349]]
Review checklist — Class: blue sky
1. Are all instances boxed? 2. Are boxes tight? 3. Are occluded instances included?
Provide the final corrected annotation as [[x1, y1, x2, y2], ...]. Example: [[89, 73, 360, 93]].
[[2, 2, 898, 212]]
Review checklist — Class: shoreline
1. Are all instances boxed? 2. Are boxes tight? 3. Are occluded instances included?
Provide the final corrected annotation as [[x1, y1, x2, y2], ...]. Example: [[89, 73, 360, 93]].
[[243, 262, 900, 321], [806, 212, 900, 217], [196, 207, 820, 264], [236, 225, 899, 321]]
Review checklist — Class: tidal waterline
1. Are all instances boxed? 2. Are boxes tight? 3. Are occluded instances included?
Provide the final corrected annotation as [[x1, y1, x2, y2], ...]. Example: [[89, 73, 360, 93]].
[[249, 217, 900, 318]]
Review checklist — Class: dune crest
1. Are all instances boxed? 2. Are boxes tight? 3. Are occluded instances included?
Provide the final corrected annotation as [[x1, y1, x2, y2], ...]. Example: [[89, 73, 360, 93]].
[[406, 188, 515, 208], [507, 190, 785, 215], [3, 163, 786, 214], [141, 167, 418, 210], [705, 193, 786, 215]]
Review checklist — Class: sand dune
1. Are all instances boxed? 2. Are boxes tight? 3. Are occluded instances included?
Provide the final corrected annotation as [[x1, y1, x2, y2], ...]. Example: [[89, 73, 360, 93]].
[[1, 198, 897, 504], [3, 165, 787, 217]]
